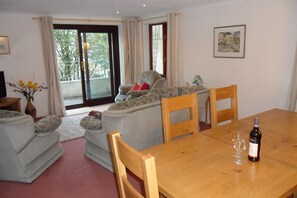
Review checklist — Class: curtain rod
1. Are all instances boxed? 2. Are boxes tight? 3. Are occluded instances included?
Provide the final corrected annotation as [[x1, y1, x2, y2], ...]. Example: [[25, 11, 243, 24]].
[[141, 12, 180, 21], [32, 16, 122, 23], [32, 12, 180, 23]]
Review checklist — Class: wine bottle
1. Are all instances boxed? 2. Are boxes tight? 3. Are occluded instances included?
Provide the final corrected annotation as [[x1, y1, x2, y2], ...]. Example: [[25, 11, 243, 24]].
[[248, 118, 262, 162]]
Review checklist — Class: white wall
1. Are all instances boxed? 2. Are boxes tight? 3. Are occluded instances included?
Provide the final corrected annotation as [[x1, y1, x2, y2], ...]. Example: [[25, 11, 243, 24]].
[[0, 14, 48, 116], [179, 0, 297, 118]]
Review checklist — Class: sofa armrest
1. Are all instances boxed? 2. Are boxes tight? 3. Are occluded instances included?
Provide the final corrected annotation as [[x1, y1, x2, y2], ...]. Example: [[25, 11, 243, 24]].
[[126, 90, 149, 100], [118, 84, 134, 95], [0, 115, 36, 153], [151, 78, 166, 89]]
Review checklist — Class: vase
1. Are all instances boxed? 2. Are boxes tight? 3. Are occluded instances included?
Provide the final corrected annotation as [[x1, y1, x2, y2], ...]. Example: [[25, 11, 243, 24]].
[[25, 100, 36, 120]]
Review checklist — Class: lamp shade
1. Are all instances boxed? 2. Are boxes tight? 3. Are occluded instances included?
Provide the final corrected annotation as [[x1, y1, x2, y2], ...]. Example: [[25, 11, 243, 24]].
[[193, 75, 203, 85]]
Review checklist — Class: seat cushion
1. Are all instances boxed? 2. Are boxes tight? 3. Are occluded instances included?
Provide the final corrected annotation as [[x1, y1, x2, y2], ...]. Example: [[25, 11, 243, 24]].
[[80, 116, 102, 130], [35, 115, 62, 133]]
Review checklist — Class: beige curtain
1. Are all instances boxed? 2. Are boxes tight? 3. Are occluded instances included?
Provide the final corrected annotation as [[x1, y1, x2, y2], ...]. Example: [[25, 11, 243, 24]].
[[289, 45, 297, 111], [123, 18, 144, 84], [167, 13, 180, 87], [40, 16, 66, 116]]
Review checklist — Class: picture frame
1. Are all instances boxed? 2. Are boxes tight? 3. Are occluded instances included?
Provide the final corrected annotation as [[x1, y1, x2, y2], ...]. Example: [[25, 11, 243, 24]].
[[213, 25, 246, 58], [0, 36, 10, 54]]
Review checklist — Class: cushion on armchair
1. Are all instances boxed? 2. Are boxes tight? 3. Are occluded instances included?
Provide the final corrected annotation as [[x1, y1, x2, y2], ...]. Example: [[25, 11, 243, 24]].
[[80, 116, 102, 130], [35, 115, 62, 133]]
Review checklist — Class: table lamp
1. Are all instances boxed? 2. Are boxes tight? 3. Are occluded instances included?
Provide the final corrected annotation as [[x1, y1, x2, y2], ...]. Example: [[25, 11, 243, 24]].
[[193, 75, 203, 85]]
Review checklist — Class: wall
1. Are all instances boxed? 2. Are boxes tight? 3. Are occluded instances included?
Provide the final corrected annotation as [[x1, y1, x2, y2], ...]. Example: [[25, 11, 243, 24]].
[[0, 14, 48, 116], [179, 0, 297, 119], [1, 0, 297, 119], [0, 13, 123, 117]]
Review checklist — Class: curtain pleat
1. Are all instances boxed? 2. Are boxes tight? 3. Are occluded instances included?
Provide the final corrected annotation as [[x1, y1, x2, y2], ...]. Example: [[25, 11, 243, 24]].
[[123, 19, 144, 84], [40, 16, 66, 116], [289, 45, 297, 112], [167, 13, 180, 87]]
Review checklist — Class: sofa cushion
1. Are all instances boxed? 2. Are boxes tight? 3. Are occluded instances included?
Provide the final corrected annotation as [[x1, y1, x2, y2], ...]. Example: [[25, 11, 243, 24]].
[[80, 116, 102, 130], [148, 87, 179, 98], [35, 115, 62, 133], [130, 83, 140, 90], [0, 110, 24, 119], [108, 93, 160, 110], [139, 82, 150, 90]]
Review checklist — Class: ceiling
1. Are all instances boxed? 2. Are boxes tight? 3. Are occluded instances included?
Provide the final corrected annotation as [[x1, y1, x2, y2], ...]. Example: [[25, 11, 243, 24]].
[[0, 0, 235, 19]]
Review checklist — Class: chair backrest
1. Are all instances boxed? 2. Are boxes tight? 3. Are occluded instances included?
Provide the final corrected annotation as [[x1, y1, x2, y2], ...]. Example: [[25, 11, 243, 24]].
[[109, 131, 159, 198], [209, 84, 238, 128], [161, 93, 199, 143]]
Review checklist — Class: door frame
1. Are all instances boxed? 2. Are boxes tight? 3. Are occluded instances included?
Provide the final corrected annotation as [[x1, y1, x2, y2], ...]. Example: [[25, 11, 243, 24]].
[[54, 24, 121, 109]]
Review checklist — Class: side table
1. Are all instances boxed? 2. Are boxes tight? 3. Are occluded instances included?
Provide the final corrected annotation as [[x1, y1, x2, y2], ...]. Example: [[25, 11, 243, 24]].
[[0, 97, 21, 112]]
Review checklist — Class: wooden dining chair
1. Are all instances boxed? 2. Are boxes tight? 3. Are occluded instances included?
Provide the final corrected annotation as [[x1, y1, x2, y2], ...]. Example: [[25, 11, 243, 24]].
[[109, 131, 160, 198], [209, 84, 238, 128], [161, 93, 199, 143]]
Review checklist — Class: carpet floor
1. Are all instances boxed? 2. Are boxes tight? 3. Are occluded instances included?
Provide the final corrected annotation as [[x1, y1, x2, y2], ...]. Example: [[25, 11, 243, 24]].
[[57, 103, 112, 142], [0, 138, 121, 198]]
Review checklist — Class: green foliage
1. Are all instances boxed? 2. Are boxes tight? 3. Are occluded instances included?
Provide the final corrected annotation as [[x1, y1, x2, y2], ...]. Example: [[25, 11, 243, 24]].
[[54, 30, 110, 81]]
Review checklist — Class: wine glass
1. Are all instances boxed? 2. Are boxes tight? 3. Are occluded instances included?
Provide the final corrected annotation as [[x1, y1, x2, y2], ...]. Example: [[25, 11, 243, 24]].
[[232, 132, 246, 165]]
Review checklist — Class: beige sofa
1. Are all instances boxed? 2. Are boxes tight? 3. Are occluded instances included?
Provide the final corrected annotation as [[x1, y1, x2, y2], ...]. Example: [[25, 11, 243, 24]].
[[81, 85, 209, 172]]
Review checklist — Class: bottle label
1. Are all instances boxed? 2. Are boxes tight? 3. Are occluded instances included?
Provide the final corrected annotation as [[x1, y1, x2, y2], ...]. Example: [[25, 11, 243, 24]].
[[249, 142, 258, 157]]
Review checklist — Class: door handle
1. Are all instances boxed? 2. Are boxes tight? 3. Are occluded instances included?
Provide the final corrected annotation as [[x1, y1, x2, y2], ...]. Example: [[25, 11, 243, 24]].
[[80, 62, 85, 71]]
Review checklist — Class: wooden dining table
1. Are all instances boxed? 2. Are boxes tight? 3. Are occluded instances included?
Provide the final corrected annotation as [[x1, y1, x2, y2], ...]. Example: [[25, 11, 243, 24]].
[[143, 108, 297, 198]]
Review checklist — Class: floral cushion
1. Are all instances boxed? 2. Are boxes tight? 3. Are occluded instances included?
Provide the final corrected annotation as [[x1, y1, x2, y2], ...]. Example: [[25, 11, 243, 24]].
[[80, 116, 102, 130], [35, 115, 62, 133], [126, 90, 149, 100], [148, 87, 179, 98], [0, 110, 24, 118], [108, 93, 160, 110]]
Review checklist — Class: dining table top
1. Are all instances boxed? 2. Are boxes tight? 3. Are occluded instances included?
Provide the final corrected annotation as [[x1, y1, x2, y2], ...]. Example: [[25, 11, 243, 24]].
[[142, 108, 297, 198]]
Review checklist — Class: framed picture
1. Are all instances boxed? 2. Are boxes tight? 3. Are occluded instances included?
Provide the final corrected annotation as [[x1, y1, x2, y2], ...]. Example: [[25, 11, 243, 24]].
[[214, 25, 246, 58], [0, 36, 10, 54]]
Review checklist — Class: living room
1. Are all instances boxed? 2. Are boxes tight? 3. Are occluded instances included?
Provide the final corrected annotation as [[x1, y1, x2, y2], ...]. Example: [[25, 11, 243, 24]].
[[0, 0, 297, 197], [0, 0, 296, 119]]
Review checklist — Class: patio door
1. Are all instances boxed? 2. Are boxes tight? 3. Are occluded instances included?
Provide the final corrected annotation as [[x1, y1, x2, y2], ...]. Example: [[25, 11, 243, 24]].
[[54, 25, 120, 109]]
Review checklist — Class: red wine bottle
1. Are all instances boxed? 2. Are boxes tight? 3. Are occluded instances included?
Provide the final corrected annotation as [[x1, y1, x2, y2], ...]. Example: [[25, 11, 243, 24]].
[[248, 118, 262, 162]]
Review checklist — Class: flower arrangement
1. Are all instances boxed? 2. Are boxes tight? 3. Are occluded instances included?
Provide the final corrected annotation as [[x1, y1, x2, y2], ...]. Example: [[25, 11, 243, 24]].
[[7, 80, 48, 102]]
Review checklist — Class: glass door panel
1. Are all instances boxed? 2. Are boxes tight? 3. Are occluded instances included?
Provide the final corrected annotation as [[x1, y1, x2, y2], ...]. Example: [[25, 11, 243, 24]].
[[54, 24, 120, 109], [54, 29, 83, 106], [81, 32, 112, 101]]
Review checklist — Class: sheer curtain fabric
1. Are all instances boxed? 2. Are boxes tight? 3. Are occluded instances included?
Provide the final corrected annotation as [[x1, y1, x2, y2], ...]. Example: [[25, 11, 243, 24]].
[[289, 46, 297, 112], [167, 12, 180, 87], [40, 16, 66, 116], [123, 18, 144, 84]]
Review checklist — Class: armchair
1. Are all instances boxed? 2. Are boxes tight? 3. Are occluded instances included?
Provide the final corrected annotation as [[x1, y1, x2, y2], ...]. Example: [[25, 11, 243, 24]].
[[115, 70, 166, 102], [0, 110, 64, 183]]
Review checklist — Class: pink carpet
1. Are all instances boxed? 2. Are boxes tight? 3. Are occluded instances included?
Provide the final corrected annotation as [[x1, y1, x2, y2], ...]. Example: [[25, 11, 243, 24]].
[[0, 138, 120, 198], [0, 123, 210, 198]]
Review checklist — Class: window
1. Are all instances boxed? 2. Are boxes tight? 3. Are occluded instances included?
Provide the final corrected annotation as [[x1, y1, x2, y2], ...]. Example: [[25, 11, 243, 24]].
[[149, 23, 167, 78]]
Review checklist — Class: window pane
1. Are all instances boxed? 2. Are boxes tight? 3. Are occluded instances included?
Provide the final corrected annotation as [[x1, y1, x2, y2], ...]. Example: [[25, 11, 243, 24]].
[[81, 32, 111, 100], [54, 29, 83, 106], [152, 25, 163, 75]]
